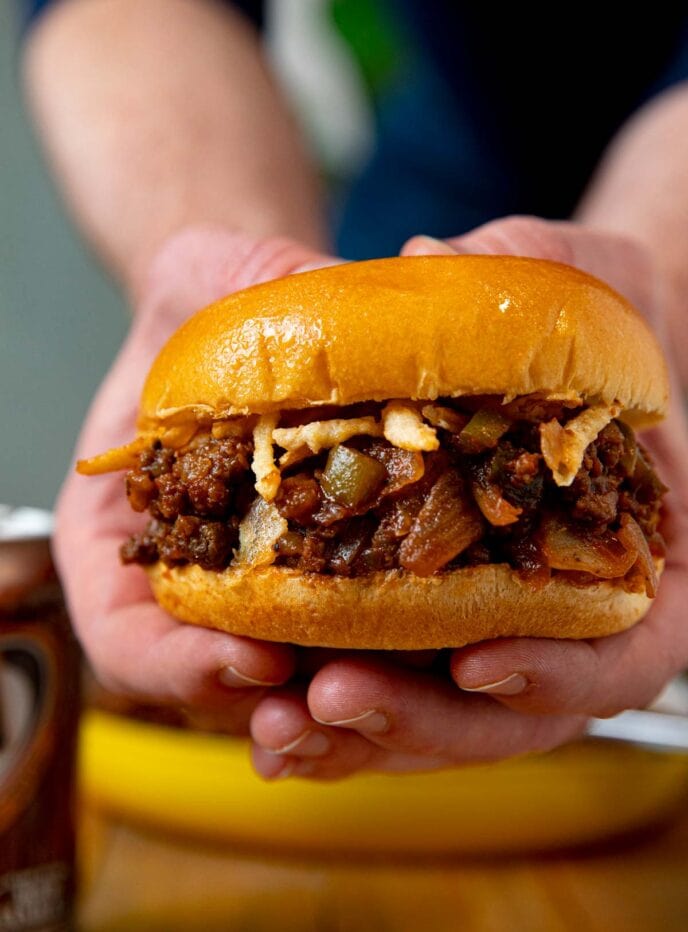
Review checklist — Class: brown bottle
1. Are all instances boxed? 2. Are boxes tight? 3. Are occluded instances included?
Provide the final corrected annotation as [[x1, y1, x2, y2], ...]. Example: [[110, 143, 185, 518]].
[[0, 507, 79, 932]]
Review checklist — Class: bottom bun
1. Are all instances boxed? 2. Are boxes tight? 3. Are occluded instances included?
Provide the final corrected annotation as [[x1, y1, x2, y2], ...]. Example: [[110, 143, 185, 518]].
[[147, 562, 659, 650]]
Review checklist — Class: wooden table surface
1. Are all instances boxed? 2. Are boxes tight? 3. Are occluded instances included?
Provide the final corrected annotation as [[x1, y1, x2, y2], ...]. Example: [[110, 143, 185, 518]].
[[78, 802, 688, 931]]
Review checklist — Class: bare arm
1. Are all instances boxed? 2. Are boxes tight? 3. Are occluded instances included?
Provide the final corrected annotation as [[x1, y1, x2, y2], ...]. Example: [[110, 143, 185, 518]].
[[23, 0, 326, 295], [576, 81, 688, 381]]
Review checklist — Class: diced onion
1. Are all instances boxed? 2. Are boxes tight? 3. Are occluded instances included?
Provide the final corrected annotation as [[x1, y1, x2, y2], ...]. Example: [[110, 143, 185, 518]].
[[235, 496, 287, 566], [368, 446, 425, 497], [540, 515, 636, 578], [617, 514, 659, 598], [421, 404, 469, 434], [471, 482, 522, 526], [398, 470, 482, 576]]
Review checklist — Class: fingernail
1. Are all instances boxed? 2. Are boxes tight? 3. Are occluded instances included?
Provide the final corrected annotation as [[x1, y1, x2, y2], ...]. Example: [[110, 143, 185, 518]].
[[313, 709, 390, 735], [461, 673, 529, 696], [402, 235, 458, 257], [265, 758, 315, 780], [270, 760, 295, 780], [219, 665, 281, 688], [267, 730, 331, 757]]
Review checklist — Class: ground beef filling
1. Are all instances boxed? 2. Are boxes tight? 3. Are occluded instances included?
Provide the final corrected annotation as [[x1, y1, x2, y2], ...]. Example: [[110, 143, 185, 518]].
[[120, 399, 666, 593]]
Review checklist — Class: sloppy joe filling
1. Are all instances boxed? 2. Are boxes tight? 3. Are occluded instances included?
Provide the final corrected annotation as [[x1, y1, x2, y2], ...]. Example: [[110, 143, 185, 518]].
[[119, 396, 666, 595]]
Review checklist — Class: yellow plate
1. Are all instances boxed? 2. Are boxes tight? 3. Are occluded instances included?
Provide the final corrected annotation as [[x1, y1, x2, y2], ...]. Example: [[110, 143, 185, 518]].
[[80, 710, 688, 855]]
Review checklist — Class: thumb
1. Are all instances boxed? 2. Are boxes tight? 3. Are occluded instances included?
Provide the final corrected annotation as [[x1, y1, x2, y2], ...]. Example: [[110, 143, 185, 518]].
[[136, 224, 339, 331], [401, 216, 660, 328], [400, 216, 580, 260]]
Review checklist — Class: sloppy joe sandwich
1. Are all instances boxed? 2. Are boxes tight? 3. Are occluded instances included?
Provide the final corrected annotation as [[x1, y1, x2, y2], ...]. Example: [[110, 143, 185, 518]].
[[78, 256, 669, 649]]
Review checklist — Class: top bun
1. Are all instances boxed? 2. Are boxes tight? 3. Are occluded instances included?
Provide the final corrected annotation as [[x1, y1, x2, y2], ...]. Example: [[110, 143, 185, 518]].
[[139, 256, 668, 430]]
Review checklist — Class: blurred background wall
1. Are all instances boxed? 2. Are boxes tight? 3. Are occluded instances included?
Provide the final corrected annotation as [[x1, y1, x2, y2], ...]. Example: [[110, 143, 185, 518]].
[[1, 2, 127, 509]]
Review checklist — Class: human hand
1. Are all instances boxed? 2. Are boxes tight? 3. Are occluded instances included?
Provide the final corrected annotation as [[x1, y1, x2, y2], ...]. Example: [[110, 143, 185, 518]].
[[55, 226, 336, 733], [250, 216, 688, 778]]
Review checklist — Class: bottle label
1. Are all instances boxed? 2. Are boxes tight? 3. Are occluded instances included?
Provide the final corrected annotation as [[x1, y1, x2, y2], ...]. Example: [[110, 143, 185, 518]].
[[0, 620, 78, 931]]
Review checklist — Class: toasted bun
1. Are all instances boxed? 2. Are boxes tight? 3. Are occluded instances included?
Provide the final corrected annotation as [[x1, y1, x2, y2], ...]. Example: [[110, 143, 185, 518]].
[[137, 257, 667, 649], [140, 256, 668, 431], [146, 562, 660, 650]]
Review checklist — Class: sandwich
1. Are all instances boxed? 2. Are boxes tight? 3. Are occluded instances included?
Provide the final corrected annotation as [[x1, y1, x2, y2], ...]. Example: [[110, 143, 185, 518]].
[[77, 256, 668, 649]]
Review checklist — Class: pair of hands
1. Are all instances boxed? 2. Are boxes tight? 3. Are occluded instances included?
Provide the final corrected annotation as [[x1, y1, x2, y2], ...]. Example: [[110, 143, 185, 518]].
[[55, 216, 688, 780]]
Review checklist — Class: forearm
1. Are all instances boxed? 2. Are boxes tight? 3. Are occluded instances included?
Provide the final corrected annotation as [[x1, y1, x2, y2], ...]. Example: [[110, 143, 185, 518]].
[[576, 82, 688, 370], [23, 0, 326, 294]]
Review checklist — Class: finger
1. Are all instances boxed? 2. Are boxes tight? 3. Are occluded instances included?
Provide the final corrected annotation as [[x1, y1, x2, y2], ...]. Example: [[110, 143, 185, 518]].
[[78, 235, 339, 458], [77, 230, 339, 458], [251, 716, 448, 780], [83, 577, 295, 708], [55, 473, 296, 705], [402, 216, 687, 717], [57, 230, 340, 704], [251, 648, 444, 772], [57, 442, 297, 706], [250, 696, 449, 782], [251, 741, 454, 781], [250, 742, 377, 781], [451, 541, 688, 718], [83, 591, 294, 709], [57, 501, 296, 715], [306, 658, 586, 764], [401, 216, 660, 324], [136, 226, 339, 325], [250, 688, 379, 780], [400, 235, 458, 256], [449, 405, 688, 719], [401, 217, 582, 262], [177, 699, 260, 737]]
